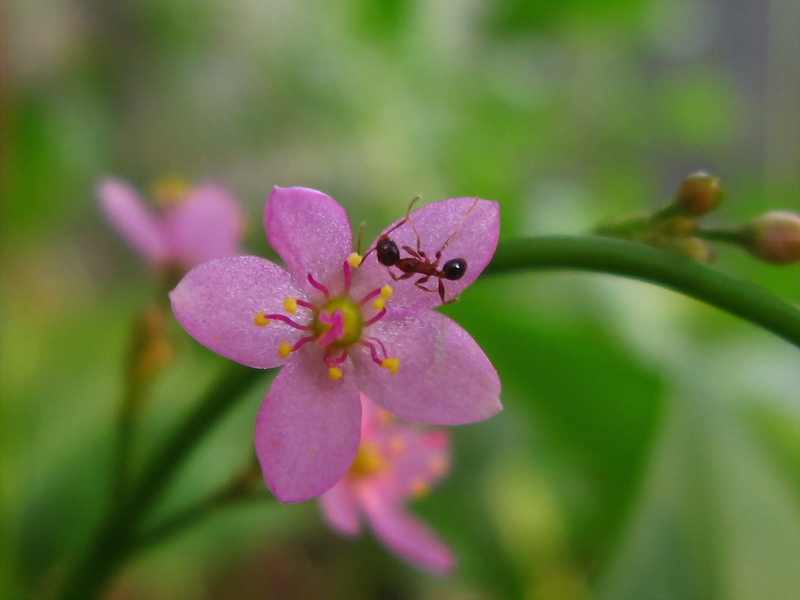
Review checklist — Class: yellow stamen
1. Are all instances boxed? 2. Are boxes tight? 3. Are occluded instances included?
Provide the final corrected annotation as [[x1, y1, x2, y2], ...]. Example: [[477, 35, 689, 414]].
[[347, 252, 363, 267], [328, 367, 343, 380], [283, 297, 298, 314], [254, 311, 271, 326], [410, 478, 429, 498], [381, 358, 399, 374], [348, 442, 386, 478], [278, 342, 292, 358], [152, 175, 190, 206], [380, 285, 393, 300], [372, 298, 385, 311]]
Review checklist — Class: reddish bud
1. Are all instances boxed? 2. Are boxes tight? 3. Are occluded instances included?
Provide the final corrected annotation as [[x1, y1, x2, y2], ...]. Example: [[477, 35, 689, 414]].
[[743, 211, 800, 264], [675, 172, 722, 216]]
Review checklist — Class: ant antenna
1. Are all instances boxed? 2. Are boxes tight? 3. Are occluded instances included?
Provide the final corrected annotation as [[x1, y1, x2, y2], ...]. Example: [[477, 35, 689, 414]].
[[436, 197, 479, 256]]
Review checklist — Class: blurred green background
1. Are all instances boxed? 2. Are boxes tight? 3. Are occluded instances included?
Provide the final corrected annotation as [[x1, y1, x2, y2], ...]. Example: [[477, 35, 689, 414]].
[[2, 0, 799, 599]]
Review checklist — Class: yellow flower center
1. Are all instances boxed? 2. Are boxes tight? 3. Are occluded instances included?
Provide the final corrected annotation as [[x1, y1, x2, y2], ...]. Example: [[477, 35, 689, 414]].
[[311, 296, 363, 347], [348, 442, 386, 478]]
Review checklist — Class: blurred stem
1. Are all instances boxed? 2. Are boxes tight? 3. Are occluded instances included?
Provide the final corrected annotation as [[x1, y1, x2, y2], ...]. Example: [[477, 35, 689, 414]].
[[696, 227, 745, 244], [131, 460, 270, 555], [592, 205, 679, 238], [58, 363, 268, 600], [485, 236, 800, 348], [112, 302, 173, 503]]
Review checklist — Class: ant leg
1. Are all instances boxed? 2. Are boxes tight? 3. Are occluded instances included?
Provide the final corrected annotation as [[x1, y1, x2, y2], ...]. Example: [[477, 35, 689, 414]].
[[401, 245, 424, 260], [438, 279, 446, 303], [414, 275, 437, 293]]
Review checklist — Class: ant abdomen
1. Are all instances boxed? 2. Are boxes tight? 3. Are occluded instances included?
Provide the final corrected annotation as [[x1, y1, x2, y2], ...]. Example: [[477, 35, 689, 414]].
[[442, 258, 467, 280]]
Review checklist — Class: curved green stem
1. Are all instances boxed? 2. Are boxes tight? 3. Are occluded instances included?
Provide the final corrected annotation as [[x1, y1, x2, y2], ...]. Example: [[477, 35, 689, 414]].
[[485, 236, 800, 348]]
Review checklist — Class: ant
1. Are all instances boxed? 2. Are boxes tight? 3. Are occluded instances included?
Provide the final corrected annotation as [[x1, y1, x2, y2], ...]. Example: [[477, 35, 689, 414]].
[[363, 197, 479, 303]]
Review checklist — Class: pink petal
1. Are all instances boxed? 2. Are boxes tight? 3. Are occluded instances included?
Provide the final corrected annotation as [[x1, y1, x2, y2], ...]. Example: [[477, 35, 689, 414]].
[[98, 178, 168, 264], [255, 346, 361, 503], [164, 183, 244, 268], [319, 480, 361, 536], [354, 311, 502, 425], [264, 187, 354, 296], [170, 256, 307, 369], [354, 198, 499, 315], [357, 485, 454, 575]]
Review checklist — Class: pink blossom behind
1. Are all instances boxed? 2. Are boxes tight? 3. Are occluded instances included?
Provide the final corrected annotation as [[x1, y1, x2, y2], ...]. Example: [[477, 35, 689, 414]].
[[320, 395, 454, 574], [98, 177, 244, 271]]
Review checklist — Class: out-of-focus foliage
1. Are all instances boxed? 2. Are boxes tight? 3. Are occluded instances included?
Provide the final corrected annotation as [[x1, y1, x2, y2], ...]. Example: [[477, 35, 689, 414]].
[[2, 0, 798, 599]]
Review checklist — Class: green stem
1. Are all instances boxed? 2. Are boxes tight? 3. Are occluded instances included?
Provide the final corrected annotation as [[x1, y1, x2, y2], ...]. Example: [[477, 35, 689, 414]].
[[695, 226, 745, 244], [58, 363, 268, 600], [485, 236, 800, 348], [132, 482, 271, 555]]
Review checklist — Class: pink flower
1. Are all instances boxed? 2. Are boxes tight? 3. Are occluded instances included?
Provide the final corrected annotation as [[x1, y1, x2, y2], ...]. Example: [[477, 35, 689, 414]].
[[98, 177, 244, 270], [320, 394, 454, 574], [170, 187, 501, 502]]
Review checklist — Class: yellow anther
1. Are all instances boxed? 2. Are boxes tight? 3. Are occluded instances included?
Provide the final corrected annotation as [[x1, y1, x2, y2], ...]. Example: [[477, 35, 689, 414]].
[[152, 175, 189, 206], [348, 442, 386, 478], [283, 297, 298, 314], [410, 478, 429, 498], [372, 298, 385, 311], [347, 252, 363, 267], [328, 367, 343, 380], [278, 342, 292, 358], [381, 358, 400, 375], [254, 311, 271, 326], [380, 285, 393, 300]]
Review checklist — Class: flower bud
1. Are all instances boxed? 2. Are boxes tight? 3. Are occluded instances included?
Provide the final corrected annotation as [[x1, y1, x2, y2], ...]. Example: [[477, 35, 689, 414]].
[[742, 211, 800, 264], [656, 215, 697, 237], [668, 237, 715, 263], [675, 172, 722, 216]]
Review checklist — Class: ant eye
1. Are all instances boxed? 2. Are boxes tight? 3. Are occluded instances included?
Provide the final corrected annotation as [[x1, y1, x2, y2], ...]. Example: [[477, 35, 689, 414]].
[[442, 258, 467, 280], [377, 238, 400, 266]]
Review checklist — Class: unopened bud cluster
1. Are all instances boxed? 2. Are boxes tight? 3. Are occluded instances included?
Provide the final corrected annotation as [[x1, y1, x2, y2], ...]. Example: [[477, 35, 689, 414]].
[[596, 172, 799, 267]]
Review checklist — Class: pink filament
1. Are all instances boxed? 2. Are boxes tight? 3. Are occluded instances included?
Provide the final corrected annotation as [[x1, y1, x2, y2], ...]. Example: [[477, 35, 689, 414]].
[[359, 287, 382, 306], [324, 348, 349, 367], [364, 309, 386, 326], [292, 336, 314, 352], [264, 314, 311, 330], [307, 273, 330, 297], [359, 340, 385, 367], [296, 299, 316, 310], [367, 336, 388, 359]]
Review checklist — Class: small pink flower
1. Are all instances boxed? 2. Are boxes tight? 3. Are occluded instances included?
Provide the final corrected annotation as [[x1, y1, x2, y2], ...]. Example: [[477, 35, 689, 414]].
[[320, 394, 454, 574], [98, 177, 244, 270], [170, 187, 501, 502]]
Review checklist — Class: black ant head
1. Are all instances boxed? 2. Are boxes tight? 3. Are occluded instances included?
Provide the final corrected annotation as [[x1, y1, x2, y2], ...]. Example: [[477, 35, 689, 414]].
[[442, 258, 467, 280], [376, 236, 400, 266]]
